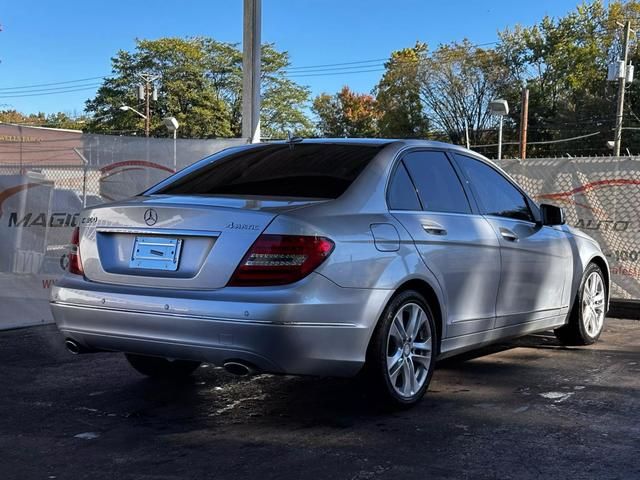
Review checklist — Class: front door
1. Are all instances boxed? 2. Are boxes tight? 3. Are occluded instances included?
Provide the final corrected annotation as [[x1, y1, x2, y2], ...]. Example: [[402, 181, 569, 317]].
[[451, 153, 572, 327]]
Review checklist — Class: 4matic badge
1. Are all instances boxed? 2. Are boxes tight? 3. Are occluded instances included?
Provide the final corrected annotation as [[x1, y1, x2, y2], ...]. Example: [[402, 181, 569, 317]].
[[225, 222, 260, 231]]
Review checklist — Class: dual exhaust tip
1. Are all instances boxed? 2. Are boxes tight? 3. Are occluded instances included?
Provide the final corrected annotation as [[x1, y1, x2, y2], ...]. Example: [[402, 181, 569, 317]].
[[65, 339, 256, 376], [223, 361, 255, 376], [64, 339, 83, 355]]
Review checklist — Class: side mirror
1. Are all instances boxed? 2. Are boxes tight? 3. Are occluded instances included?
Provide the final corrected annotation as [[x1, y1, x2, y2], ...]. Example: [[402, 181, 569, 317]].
[[540, 203, 565, 226]]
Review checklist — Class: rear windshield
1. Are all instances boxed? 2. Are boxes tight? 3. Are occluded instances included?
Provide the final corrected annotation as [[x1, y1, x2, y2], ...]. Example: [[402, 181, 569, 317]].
[[150, 143, 384, 199]]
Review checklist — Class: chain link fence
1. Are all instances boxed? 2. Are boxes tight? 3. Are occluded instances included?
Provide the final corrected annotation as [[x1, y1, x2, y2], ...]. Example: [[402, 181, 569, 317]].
[[0, 126, 638, 328], [497, 156, 640, 301], [0, 130, 244, 329]]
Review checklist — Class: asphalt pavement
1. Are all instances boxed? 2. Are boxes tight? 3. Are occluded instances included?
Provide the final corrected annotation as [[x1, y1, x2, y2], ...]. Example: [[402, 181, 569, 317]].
[[1, 319, 638, 480]]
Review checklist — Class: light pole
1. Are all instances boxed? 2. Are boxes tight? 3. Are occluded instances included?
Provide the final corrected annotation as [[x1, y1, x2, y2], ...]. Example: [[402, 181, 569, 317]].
[[120, 105, 151, 161], [489, 99, 509, 160], [242, 0, 262, 143], [163, 117, 179, 171]]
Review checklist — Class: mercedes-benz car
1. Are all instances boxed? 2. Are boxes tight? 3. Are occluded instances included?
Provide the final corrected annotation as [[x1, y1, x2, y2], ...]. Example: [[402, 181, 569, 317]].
[[50, 139, 609, 407]]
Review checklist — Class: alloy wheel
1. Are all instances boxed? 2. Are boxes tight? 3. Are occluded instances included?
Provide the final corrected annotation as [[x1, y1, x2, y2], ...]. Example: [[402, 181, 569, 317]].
[[386, 302, 433, 398], [582, 271, 605, 337]]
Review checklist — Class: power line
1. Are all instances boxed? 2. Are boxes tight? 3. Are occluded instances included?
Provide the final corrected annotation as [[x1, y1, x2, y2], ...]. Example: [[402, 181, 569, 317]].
[[0, 40, 501, 93], [0, 76, 110, 91], [285, 59, 387, 71], [287, 68, 386, 78], [0, 84, 102, 99], [284, 63, 388, 74], [0, 82, 103, 96], [472, 131, 602, 148]]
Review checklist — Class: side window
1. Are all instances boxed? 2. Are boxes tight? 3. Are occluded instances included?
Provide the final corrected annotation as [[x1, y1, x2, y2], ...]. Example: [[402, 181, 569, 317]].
[[402, 151, 471, 214], [388, 162, 421, 210], [453, 154, 534, 222]]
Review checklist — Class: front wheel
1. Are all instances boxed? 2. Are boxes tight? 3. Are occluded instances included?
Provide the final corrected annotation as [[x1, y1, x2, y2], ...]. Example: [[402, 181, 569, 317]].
[[555, 263, 607, 346], [365, 290, 437, 408], [125, 353, 201, 379]]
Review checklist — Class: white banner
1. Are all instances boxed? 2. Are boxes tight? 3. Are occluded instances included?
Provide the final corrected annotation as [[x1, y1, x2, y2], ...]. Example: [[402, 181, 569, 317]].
[[498, 156, 640, 301], [0, 127, 244, 329]]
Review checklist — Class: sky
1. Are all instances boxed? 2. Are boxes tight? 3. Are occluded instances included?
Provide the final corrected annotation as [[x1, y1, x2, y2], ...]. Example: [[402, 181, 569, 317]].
[[0, 0, 590, 115]]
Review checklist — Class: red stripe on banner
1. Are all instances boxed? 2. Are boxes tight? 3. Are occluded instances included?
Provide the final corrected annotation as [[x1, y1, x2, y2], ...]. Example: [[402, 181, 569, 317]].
[[0, 183, 46, 218], [537, 178, 640, 200], [100, 167, 145, 181], [99, 160, 174, 175]]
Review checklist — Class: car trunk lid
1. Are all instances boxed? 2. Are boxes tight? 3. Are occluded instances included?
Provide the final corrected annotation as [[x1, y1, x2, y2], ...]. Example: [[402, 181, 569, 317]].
[[79, 195, 324, 289]]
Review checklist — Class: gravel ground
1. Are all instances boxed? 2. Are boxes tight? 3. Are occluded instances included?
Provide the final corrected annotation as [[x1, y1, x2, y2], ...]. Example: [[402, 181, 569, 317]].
[[1, 319, 638, 480]]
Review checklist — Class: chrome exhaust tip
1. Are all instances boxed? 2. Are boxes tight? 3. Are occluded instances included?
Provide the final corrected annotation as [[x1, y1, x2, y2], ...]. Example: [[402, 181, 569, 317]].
[[64, 339, 82, 355], [223, 361, 255, 376]]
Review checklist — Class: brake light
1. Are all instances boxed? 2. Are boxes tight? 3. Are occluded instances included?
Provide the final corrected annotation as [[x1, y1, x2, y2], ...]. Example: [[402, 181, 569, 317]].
[[68, 227, 84, 275], [228, 234, 335, 286]]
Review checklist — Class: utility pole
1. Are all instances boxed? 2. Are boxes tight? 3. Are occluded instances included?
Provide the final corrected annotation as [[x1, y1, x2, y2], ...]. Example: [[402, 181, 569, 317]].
[[242, 0, 261, 143], [145, 81, 150, 137], [464, 119, 471, 149], [519, 87, 529, 160], [614, 21, 634, 156], [136, 73, 159, 137]]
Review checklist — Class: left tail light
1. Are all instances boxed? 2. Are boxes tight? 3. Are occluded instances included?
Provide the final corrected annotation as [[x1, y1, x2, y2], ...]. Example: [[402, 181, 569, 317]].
[[68, 227, 84, 275], [228, 234, 335, 286]]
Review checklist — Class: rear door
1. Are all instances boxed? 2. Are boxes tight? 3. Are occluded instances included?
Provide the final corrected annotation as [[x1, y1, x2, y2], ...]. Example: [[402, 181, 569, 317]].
[[451, 153, 572, 327], [389, 150, 501, 337]]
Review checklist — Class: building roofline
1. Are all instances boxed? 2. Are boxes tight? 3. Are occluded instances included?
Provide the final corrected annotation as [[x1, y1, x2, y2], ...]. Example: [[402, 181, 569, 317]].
[[0, 122, 83, 134]]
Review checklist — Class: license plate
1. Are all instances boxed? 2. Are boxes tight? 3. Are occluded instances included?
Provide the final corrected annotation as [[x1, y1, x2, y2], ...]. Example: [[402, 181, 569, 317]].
[[130, 236, 182, 271]]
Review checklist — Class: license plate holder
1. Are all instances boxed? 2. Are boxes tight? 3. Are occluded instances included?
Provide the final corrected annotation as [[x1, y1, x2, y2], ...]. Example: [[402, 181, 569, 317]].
[[130, 236, 182, 271]]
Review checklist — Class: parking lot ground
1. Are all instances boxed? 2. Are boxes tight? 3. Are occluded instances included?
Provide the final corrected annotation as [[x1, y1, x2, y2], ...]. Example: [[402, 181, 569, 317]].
[[1, 319, 638, 480]]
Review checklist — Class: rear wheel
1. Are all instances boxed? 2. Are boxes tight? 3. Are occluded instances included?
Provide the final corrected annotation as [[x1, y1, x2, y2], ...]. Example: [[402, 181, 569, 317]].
[[366, 290, 436, 408], [555, 263, 606, 346], [125, 353, 201, 379]]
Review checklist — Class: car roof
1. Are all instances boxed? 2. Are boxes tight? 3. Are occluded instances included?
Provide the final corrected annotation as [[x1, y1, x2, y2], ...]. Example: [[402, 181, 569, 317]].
[[264, 137, 479, 154]]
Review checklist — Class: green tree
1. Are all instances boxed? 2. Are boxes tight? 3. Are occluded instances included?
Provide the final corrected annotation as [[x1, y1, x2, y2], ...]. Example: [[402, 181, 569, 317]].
[[496, 0, 640, 156], [0, 110, 87, 130], [85, 37, 312, 139], [418, 40, 511, 146], [259, 45, 314, 138], [375, 42, 430, 138], [200, 40, 314, 138], [0, 110, 46, 125], [312, 86, 380, 137]]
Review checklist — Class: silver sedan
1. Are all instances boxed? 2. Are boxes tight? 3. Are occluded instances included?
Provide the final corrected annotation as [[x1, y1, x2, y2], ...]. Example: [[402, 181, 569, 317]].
[[50, 139, 609, 407]]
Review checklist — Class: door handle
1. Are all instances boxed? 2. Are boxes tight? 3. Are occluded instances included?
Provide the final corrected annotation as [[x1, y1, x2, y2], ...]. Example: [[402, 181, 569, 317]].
[[422, 222, 447, 236], [499, 228, 518, 242]]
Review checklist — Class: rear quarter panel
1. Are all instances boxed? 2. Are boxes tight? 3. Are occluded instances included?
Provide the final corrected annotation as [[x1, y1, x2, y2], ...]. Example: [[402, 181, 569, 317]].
[[563, 225, 611, 311]]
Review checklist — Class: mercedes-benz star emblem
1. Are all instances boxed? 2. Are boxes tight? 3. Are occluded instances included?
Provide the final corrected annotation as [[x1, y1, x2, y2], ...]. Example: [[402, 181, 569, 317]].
[[144, 208, 158, 226]]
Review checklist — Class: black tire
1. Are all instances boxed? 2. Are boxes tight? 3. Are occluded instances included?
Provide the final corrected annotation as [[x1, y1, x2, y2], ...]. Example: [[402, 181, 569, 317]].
[[365, 290, 437, 409], [554, 263, 607, 346], [125, 353, 201, 379]]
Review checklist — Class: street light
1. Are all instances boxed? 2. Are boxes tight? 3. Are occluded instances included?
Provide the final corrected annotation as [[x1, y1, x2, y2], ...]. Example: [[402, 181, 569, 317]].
[[163, 117, 180, 171], [119, 105, 147, 119], [489, 99, 509, 160]]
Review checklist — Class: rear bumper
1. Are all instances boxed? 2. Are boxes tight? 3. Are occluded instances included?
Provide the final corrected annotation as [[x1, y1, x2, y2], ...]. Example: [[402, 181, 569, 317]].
[[50, 273, 391, 377]]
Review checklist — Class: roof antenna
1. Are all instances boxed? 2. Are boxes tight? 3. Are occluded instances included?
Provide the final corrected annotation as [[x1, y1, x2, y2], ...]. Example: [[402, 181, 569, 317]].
[[287, 131, 304, 149]]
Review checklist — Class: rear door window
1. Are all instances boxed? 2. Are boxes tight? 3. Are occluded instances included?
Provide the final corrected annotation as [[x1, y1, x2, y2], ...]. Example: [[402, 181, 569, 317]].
[[402, 151, 471, 214], [150, 143, 385, 199]]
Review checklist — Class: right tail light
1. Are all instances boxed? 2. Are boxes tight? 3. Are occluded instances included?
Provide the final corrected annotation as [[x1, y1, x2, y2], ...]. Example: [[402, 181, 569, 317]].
[[228, 234, 335, 286]]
